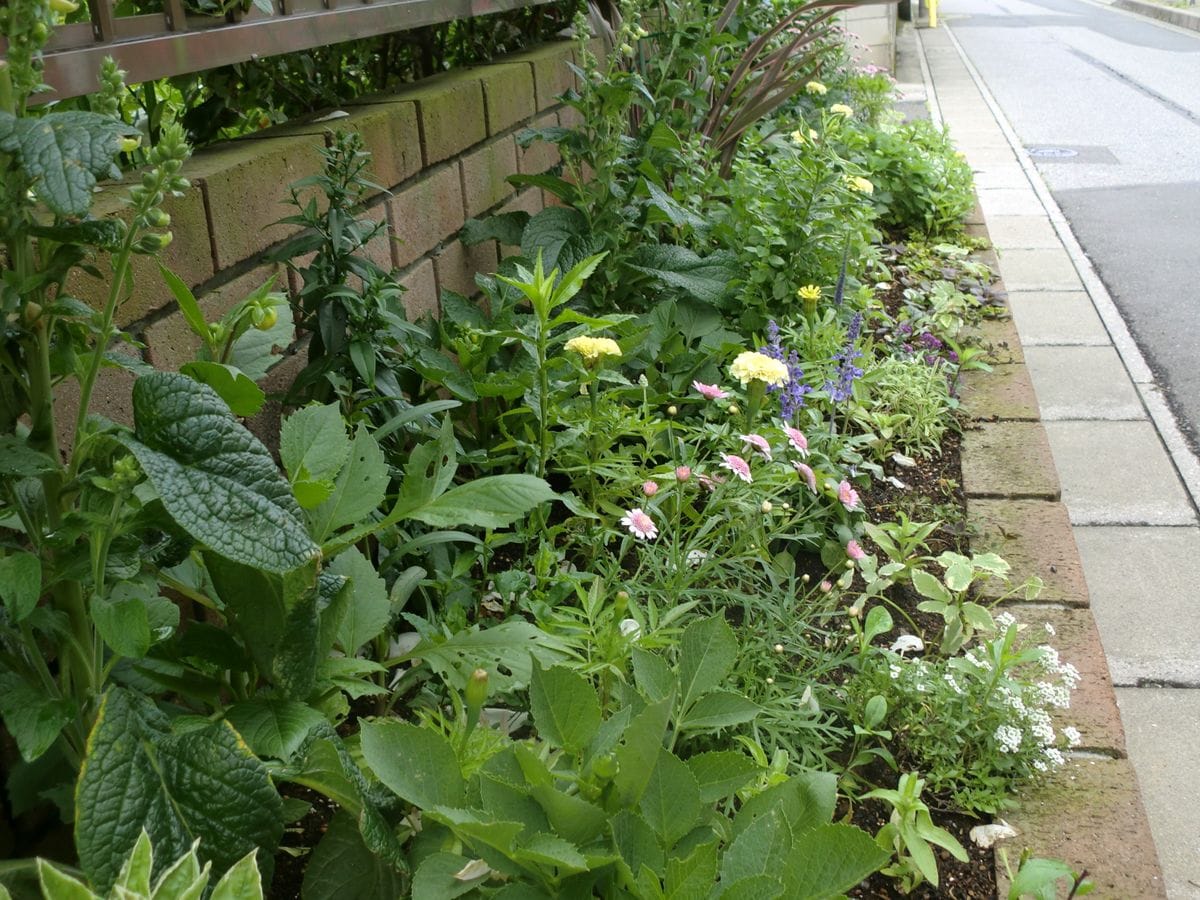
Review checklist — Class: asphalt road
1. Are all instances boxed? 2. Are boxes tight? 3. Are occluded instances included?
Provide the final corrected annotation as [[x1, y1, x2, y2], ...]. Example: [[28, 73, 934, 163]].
[[943, 0, 1200, 449]]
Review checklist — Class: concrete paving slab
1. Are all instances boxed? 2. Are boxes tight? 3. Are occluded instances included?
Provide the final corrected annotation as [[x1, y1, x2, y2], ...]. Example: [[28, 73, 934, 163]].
[[1044, 420, 1195, 525], [970, 498, 1090, 605], [1113, 687, 1200, 899], [962, 421, 1061, 500], [1008, 291, 1112, 345], [977, 187, 1047, 217], [981, 215, 1060, 249], [1075, 526, 1200, 685], [960, 363, 1040, 421], [995, 247, 1085, 291], [1024, 346, 1146, 421], [960, 147, 1022, 167], [973, 170, 1035, 192]]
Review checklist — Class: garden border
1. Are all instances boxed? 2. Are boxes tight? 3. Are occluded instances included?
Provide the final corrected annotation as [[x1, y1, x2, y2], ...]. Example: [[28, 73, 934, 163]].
[[958, 209, 1167, 896]]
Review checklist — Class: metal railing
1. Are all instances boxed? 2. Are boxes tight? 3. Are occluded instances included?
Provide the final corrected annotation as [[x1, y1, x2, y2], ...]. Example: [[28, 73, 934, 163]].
[[16, 0, 555, 101]]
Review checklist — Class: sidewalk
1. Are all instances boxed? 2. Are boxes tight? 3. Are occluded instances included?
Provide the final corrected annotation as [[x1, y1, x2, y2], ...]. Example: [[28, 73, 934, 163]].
[[905, 22, 1200, 898]]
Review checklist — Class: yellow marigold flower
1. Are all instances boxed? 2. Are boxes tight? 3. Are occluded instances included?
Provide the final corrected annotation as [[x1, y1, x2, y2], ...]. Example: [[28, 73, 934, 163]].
[[797, 284, 822, 302], [829, 103, 854, 117], [729, 351, 790, 387], [565, 335, 622, 362], [847, 175, 874, 195], [805, 80, 828, 96]]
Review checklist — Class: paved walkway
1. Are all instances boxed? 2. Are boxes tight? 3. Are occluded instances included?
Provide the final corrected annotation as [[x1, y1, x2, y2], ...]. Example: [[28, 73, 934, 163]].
[[906, 20, 1200, 898]]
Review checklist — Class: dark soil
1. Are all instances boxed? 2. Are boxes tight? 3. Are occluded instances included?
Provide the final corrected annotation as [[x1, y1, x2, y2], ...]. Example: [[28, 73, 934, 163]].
[[272, 785, 336, 899]]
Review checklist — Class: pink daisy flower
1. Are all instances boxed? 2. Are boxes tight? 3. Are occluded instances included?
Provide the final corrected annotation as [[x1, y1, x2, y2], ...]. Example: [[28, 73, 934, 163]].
[[838, 480, 860, 511], [697, 472, 726, 492], [692, 381, 730, 400], [846, 539, 866, 560], [719, 453, 752, 483], [620, 508, 658, 540], [783, 425, 809, 456], [740, 433, 773, 461], [793, 461, 817, 492]]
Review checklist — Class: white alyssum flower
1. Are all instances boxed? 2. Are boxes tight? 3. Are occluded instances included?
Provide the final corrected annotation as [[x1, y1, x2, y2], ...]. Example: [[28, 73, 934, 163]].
[[1063, 726, 1082, 748], [1044, 747, 1066, 767], [1034, 681, 1071, 710], [1058, 661, 1082, 690], [994, 724, 1023, 753], [995, 611, 1016, 630], [969, 820, 1018, 849], [890, 634, 925, 655], [1044, 622, 1056, 636], [943, 672, 964, 695], [686, 549, 709, 567], [889, 664, 902, 680]]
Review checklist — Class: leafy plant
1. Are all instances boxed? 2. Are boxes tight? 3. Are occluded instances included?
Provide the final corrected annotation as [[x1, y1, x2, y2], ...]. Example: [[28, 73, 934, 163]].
[[360, 656, 888, 898], [2, 829, 265, 900], [865, 772, 968, 893]]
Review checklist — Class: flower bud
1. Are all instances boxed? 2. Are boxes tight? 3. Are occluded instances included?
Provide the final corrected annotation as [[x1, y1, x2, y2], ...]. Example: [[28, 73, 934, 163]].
[[592, 753, 619, 780], [642, 480, 658, 497], [667, 405, 678, 416], [728, 404, 740, 415], [765, 676, 775, 685], [119, 137, 141, 154], [761, 500, 772, 513], [819, 580, 832, 593], [675, 466, 691, 482], [254, 306, 278, 331], [22, 302, 42, 325], [774, 643, 784, 654], [466, 668, 489, 710]]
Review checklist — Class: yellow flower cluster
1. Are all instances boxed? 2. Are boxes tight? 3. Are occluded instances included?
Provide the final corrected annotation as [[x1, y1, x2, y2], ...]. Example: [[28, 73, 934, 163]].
[[847, 176, 874, 195], [796, 284, 822, 302], [829, 103, 854, 117], [729, 351, 790, 387], [805, 80, 828, 96], [565, 335, 622, 362]]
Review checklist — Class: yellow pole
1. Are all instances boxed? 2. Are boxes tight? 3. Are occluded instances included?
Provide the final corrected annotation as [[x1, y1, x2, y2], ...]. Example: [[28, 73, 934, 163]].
[[929, 0, 939, 27]]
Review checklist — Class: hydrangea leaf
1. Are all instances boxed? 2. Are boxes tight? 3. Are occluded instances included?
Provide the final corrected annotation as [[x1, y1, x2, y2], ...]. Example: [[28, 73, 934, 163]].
[[75, 688, 283, 894], [0, 111, 138, 217], [782, 824, 890, 898], [119, 372, 318, 573]]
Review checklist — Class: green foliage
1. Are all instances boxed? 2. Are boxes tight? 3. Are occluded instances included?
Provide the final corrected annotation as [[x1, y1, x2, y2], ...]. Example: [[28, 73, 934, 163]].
[[4, 829, 264, 900], [854, 354, 957, 460], [359, 660, 887, 898], [865, 772, 968, 892], [851, 119, 976, 237]]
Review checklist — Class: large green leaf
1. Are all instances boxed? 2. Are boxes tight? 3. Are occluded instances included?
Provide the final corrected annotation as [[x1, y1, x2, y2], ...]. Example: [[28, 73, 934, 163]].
[[225, 698, 325, 761], [665, 841, 718, 900], [119, 373, 317, 574], [610, 810, 664, 881], [0, 111, 137, 216], [684, 752, 759, 804], [75, 688, 283, 893], [360, 720, 465, 810], [279, 403, 351, 507], [302, 810, 406, 900], [783, 824, 889, 899], [307, 424, 389, 542], [720, 808, 793, 886], [627, 245, 737, 305], [412, 852, 490, 900], [404, 474, 557, 529], [613, 697, 672, 808], [0, 672, 74, 763], [393, 620, 573, 695], [0, 552, 40, 622], [179, 362, 265, 417], [639, 749, 701, 848], [228, 299, 295, 382], [328, 548, 390, 654], [677, 691, 759, 733], [677, 615, 737, 713], [520, 207, 604, 275], [528, 660, 601, 753]]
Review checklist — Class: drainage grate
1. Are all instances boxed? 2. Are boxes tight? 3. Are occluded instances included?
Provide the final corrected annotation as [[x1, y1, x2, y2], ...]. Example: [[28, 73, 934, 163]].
[[1027, 146, 1079, 158]]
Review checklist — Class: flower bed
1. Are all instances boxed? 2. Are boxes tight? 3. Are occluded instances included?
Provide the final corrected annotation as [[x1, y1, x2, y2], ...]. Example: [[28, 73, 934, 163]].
[[0, 1, 1114, 898]]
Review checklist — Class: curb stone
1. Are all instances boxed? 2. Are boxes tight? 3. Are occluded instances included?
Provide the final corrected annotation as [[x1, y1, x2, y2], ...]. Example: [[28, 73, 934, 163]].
[[960, 208, 1167, 896]]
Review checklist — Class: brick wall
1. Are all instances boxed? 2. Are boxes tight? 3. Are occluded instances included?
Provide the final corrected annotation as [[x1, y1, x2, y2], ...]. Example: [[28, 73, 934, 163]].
[[69, 40, 581, 440]]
